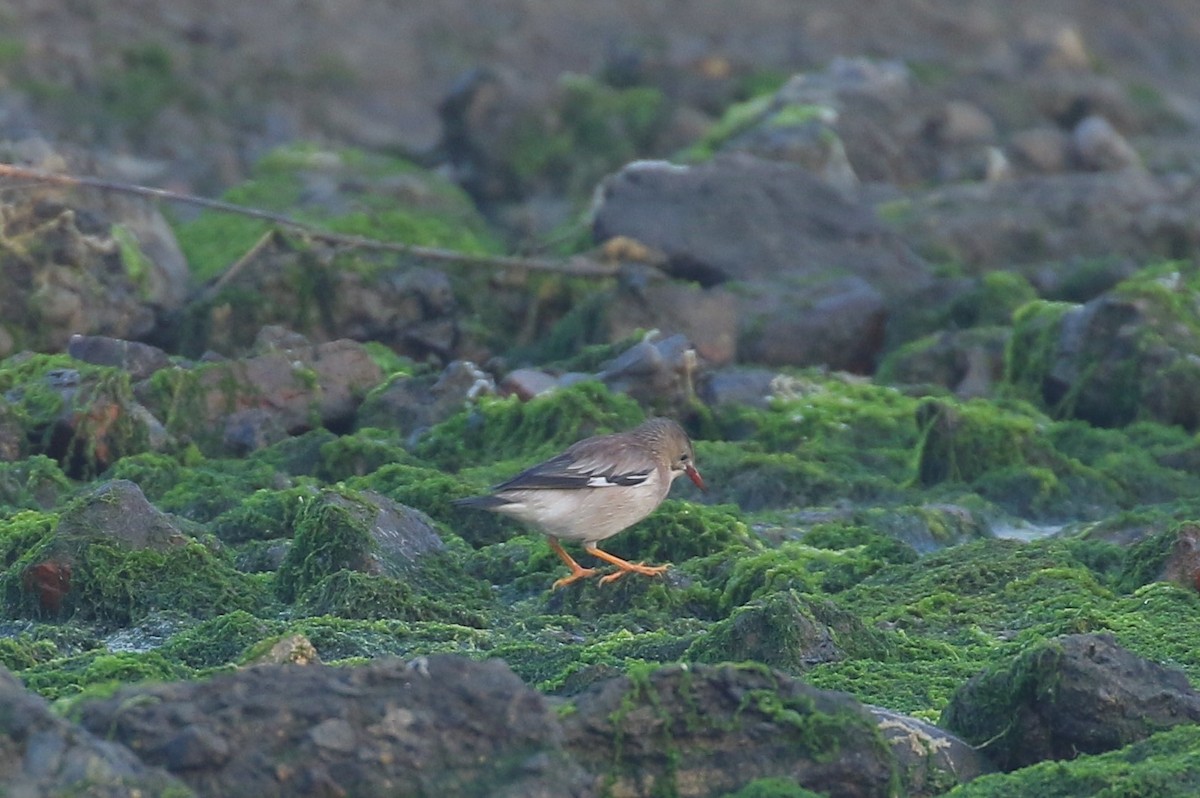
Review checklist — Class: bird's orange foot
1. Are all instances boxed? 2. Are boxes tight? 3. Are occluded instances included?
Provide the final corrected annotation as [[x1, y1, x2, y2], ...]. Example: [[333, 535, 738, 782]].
[[552, 566, 599, 590], [598, 561, 670, 585]]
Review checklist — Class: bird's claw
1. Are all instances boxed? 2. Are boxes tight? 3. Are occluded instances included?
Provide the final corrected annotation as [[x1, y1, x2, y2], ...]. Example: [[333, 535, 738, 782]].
[[598, 562, 670, 585], [552, 567, 599, 590]]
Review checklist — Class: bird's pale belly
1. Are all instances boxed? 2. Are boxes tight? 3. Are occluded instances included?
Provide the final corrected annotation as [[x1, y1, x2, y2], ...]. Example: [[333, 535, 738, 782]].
[[496, 482, 665, 545]]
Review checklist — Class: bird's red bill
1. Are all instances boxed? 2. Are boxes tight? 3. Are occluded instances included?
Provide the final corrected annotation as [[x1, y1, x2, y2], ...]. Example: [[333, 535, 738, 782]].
[[686, 464, 706, 491]]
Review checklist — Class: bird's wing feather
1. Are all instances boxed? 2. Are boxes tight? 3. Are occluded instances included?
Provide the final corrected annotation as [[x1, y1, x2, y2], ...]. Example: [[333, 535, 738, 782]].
[[491, 436, 655, 492]]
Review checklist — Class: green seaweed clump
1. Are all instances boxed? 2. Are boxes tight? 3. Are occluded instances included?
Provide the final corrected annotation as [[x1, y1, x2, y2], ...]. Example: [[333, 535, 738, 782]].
[[67, 541, 271, 626], [275, 488, 382, 602], [159, 610, 284, 669], [414, 381, 645, 472], [18, 649, 191, 702], [946, 724, 1200, 798], [720, 778, 824, 798]]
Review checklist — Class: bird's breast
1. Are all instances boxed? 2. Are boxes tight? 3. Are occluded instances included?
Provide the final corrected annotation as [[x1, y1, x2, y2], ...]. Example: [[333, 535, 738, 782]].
[[494, 469, 668, 544]]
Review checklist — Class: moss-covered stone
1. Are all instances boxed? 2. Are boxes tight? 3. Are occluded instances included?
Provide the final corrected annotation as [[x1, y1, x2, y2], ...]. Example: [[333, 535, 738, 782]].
[[414, 380, 645, 472], [944, 724, 1200, 797], [0, 455, 74, 513], [159, 610, 283, 669], [0, 353, 152, 478], [689, 590, 888, 671], [720, 778, 824, 798], [275, 488, 383, 602], [349, 462, 510, 548], [1006, 262, 1200, 429], [18, 649, 192, 701], [210, 486, 313, 545], [173, 143, 501, 283]]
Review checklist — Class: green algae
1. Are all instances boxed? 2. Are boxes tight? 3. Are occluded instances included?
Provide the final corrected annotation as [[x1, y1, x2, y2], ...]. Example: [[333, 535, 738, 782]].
[[0, 455, 74, 513], [174, 143, 501, 283], [282, 616, 489, 663], [132, 453, 284, 523], [295, 570, 488, 627], [801, 534, 1200, 719], [159, 610, 283, 669], [18, 649, 191, 701], [0, 633, 57, 670], [0, 509, 56, 570], [210, 486, 312, 544], [719, 534, 914, 611], [946, 724, 1200, 798], [609, 500, 755, 565], [0, 354, 151, 478], [720, 779, 823, 798], [316, 427, 413, 481], [688, 589, 888, 671], [275, 488, 382, 602], [414, 380, 645, 471], [65, 541, 271, 626]]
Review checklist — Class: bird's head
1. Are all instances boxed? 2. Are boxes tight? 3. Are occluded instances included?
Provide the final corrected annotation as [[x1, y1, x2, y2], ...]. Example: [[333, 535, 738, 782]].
[[642, 417, 706, 491]]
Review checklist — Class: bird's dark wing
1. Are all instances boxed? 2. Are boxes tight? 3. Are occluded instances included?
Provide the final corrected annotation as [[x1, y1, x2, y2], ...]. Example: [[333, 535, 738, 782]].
[[491, 437, 655, 492]]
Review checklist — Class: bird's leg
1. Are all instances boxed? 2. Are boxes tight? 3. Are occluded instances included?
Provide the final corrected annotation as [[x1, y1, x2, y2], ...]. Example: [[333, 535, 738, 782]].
[[585, 545, 670, 585], [548, 537, 598, 589]]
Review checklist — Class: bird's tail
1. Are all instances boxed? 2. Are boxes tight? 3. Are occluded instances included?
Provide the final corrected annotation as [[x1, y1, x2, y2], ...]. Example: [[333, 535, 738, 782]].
[[453, 495, 510, 511]]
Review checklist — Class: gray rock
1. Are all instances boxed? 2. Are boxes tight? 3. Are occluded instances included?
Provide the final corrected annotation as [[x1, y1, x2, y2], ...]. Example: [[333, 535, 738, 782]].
[[891, 171, 1200, 277], [605, 279, 738, 366], [738, 276, 887, 373], [357, 359, 495, 438], [942, 633, 1200, 771], [697, 367, 779, 408], [67, 331, 172, 379], [1009, 127, 1073, 174], [870, 705, 994, 794], [598, 333, 699, 410], [0, 665, 192, 797], [501, 367, 561, 399], [563, 662, 899, 797], [1072, 114, 1142, 171], [76, 655, 592, 798], [594, 155, 929, 292]]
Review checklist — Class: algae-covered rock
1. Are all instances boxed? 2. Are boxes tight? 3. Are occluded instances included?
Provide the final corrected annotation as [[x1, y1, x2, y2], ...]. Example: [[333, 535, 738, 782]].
[[0, 665, 194, 797], [75, 655, 590, 798], [688, 590, 884, 671], [941, 633, 1200, 772], [0, 353, 155, 478], [561, 662, 899, 798], [3, 479, 270, 624], [1006, 263, 1200, 430], [0, 195, 166, 355], [945, 724, 1200, 797], [138, 334, 381, 456], [276, 487, 442, 599], [169, 144, 504, 358]]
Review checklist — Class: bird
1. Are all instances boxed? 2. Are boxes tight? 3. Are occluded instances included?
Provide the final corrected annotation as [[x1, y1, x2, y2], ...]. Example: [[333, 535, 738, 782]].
[[454, 417, 705, 589]]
